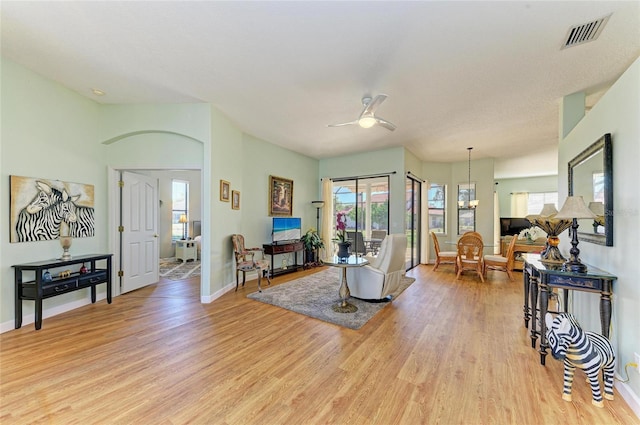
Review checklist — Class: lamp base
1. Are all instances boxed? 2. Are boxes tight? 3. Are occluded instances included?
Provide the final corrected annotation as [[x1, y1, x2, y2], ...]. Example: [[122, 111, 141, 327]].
[[540, 236, 565, 263], [540, 246, 566, 263], [562, 260, 587, 273]]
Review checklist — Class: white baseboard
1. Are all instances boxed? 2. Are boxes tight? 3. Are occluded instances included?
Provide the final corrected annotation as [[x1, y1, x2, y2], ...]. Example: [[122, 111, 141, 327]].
[[1, 293, 107, 334], [615, 374, 640, 420], [201, 282, 235, 303]]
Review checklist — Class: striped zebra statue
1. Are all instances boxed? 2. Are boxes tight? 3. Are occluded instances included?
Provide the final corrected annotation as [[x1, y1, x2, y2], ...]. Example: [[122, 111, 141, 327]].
[[545, 312, 615, 408]]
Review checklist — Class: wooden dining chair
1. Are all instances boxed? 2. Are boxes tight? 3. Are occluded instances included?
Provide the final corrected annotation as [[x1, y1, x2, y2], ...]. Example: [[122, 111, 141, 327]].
[[483, 234, 518, 281], [431, 231, 457, 272], [456, 234, 485, 282]]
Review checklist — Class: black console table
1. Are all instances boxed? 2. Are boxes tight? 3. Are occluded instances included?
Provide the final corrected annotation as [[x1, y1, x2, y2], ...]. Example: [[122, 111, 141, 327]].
[[263, 241, 303, 277], [13, 254, 113, 330], [522, 253, 616, 365]]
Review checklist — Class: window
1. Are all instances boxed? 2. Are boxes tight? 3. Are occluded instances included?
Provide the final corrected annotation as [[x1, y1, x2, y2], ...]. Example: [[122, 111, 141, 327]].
[[428, 183, 446, 233], [457, 183, 476, 234], [527, 192, 558, 215], [172, 180, 189, 240], [332, 176, 389, 256]]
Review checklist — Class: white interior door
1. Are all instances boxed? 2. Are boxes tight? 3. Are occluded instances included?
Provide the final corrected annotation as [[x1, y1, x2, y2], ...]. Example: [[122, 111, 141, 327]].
[[121, 171, 159, 293]]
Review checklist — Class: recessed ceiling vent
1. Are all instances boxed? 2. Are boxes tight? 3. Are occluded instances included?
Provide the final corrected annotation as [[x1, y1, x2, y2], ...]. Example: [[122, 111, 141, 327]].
[[561, 14, 611, 49]]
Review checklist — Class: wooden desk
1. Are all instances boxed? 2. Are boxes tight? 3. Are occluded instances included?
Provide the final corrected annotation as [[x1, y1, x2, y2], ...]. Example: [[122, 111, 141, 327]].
[[263, 241, 303, 277], [522, 253, 616, 365]]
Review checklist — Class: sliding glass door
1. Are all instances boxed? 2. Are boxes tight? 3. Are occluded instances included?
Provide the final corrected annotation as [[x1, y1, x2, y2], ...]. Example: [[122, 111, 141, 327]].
[[405, 176, 421, 270], [332, 176, 389, 257]]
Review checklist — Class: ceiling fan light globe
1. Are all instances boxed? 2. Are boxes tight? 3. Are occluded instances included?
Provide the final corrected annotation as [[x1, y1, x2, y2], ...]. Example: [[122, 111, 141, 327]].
[[358, 116, 376, 128]]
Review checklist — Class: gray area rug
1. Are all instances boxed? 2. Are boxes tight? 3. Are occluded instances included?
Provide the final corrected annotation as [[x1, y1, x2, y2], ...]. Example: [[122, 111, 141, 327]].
[[160, 258, 201, 280], [247, 268, 415, 329]]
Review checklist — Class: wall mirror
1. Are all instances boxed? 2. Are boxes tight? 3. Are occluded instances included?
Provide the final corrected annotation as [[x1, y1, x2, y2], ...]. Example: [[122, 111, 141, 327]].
[[568, 133, 612, 246]]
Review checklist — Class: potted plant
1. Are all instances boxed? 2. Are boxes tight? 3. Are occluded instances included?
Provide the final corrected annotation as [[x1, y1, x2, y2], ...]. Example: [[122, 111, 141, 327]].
[[300, 228, 324, 265]]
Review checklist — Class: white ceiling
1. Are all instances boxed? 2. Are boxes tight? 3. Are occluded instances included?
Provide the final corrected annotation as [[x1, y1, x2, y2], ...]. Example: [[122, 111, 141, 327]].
[[2, 1, 639, 178]]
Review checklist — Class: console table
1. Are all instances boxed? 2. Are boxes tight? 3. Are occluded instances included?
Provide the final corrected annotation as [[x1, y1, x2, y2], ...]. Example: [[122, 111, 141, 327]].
[[522, 253, 616, 365], [13, 254, 113, 330], [263, 241, 303, 277]]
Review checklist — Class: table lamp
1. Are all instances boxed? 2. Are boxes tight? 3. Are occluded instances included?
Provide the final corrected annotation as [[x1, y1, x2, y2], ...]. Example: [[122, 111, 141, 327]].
[[588, 201, 605, 233], [554, 196, 597, 273], [179, 214, 188, 240], [525, 203, 572, 263]]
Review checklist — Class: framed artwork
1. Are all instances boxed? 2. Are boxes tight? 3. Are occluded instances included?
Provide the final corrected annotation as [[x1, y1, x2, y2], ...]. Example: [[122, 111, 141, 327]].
[[232, 190, 240, 210], [9, 175, 96, 242], [220, 180, 230, 202], [269, 175, 293, 216]]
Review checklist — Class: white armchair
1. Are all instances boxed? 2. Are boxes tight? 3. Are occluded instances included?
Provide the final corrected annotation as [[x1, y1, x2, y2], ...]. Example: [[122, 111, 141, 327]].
[[346, 234, 407, 301]]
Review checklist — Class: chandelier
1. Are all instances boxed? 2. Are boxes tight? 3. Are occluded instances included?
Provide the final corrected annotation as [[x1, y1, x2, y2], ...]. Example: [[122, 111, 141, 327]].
[[458, 147, 479, 209]]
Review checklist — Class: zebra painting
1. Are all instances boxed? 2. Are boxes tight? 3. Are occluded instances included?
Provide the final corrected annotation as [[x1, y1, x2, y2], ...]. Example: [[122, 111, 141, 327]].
[[67, 202, 95, 238], [15, 181, 78, 242], [545, 312, 615, 408], [10, 176, 96, 243]]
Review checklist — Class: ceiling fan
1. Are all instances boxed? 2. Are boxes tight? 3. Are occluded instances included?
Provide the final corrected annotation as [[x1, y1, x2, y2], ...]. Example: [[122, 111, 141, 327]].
[[328, 94, 396, 131]]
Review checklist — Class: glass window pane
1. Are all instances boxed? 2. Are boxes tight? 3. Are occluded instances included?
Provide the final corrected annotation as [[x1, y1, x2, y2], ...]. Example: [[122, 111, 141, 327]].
[[172, 180, 189, 240], [428, 183, 446, 233]]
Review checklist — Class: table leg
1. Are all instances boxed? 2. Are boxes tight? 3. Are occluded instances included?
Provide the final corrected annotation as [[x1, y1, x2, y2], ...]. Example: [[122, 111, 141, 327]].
[[529, 274, 539, 349], [538, 279, 549, 366], [332, 268, 358, 313], [14, 278, 22, 329], [523, 268, 530, 328], [35, 297, 43, 330], [601, 280, 612, 339], [256, 266, 262, 292]]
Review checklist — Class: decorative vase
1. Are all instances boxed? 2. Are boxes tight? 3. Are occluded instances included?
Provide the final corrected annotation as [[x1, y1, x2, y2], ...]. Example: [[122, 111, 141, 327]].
[[337, 241, 351, 260], [60, 236, 72, 261]]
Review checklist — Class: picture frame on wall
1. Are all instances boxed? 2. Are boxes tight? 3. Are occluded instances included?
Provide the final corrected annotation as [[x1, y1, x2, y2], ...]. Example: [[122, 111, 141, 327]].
[[9, 175, 96, 243], [269, 175, 293, 217], [232, 190, 240, 210], [220, 180, 230, 202]]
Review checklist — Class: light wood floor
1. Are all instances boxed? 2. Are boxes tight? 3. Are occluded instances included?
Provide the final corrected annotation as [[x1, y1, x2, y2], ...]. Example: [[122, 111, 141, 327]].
[[1, 265, 638, 424]]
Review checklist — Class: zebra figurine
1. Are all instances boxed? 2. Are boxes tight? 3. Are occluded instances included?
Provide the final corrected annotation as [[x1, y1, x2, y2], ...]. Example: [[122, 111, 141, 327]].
[[15, 181, 78, 242], [545, 312, 615, 408]]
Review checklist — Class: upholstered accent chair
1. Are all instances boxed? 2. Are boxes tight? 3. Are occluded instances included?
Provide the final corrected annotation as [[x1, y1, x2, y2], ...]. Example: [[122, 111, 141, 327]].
[[431, 231, 457, 271], [456, 233, 485, 282], [483, 234, 517, 281], [231, 234, 271, 292], [346, 234, 408, 300]]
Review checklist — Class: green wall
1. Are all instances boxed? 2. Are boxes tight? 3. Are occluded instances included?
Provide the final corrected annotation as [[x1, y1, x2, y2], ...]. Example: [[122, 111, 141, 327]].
[[495, 175, 558, 216], [1, 59, 106, 326], [559, 57, 640, 401]]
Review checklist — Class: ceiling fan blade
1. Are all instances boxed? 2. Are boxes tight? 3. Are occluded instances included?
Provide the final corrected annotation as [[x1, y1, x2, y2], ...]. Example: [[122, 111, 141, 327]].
[[327, 120, 358, 128], [361, 94, 387, 117], [375, 117, 396, 131]]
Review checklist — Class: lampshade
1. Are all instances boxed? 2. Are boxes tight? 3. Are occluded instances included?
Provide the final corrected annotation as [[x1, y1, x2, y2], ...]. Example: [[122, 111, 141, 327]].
[[179, 214, 188, 224], [311, 200, 325, 209], [555, 196, 597, 220], [588, 201, 605, 216], [539, 203, 559, 217], [358, 116, 376, 128]]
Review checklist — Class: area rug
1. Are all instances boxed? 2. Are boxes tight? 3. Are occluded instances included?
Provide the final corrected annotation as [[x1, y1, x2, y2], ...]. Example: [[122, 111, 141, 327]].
[[160, 258, 201, 280], [246, 268, 415, 330]]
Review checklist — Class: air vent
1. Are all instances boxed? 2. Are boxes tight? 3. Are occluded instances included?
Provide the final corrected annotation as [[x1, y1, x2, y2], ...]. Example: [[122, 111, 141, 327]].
[[561, 14, 611, 49]]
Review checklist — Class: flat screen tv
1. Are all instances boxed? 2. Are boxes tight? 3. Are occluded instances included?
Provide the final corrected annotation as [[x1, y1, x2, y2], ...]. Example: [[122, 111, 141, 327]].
[[272, 217, 301, 243], [500, 217, 531, 236]]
